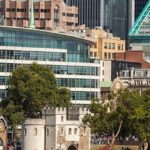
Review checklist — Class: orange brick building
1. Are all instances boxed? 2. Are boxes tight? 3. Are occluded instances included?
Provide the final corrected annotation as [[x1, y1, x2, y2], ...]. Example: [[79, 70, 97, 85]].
[[0, 0, 80, 30], [115, 50, 150, 68]]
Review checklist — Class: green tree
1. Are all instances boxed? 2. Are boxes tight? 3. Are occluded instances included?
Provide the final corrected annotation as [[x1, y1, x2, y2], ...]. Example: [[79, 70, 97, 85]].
[[131, 90, 150, 150], [83, 89, 143, 150], [1, 63, 70, 128]]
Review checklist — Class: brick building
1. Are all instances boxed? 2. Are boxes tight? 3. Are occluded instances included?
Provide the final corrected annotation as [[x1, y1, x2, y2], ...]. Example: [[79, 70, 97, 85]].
[[0, 0, 80, 30], [115, 50, 150, 68]]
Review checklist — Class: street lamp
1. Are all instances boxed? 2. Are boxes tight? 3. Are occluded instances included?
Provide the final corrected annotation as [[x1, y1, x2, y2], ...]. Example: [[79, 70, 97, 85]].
[[44, 105, 50, 150]]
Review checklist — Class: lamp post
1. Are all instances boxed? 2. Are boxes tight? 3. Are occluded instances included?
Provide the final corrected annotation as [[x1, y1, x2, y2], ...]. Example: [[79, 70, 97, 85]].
[[44, 105, 49, 150]]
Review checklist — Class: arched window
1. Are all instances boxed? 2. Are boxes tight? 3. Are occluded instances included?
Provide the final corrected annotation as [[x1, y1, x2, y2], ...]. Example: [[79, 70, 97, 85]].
[[69, 128, 72, 135]]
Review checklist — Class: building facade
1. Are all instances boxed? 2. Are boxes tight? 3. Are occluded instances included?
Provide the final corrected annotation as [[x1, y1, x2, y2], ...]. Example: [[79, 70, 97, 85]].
[[0, 26, 101, 104], [115, 51, 150, 69], [22, 107, 91, 150], [64, 0, 133, 41], [0, 0, 80, 31], [44, 107, 90, 150], [112, 68, 150, 93], [88, 27, 125, 60], [22, 119, 45, 150], [64, 0, 104, 28], [129, 0, 150, 62], [135, 0, 148, 20]]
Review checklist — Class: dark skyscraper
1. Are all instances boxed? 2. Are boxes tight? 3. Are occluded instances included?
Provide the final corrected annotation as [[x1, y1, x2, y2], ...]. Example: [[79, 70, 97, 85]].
[[103, 0, 129, 41], [64, 0, 132, 41], [64, 0, 104, 28], [135, 0, 148, 20]]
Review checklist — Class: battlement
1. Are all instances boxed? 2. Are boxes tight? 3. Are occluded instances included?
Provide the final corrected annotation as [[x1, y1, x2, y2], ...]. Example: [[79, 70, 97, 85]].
[[42, 106, 90, 115]]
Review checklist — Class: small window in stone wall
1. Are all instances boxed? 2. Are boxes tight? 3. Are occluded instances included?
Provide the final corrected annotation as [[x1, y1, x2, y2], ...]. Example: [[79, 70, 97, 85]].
[[34, 128, 37, 135], [60, 128, 64, 135], [74, 128, 77, 134], [47, 128, 49, 136], [69, 128, 72, 135], [61, 116, 64, 122]]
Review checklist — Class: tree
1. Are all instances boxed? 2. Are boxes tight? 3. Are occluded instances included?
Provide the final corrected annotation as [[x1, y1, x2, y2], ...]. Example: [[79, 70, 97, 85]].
[[0, 63, 71, 129], [131, 90, 150, 150], [83, 89, 143, 150]]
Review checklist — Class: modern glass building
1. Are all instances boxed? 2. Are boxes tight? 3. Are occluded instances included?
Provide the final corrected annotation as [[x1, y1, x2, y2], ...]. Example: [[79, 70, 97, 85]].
[[135, 0, 148, 20], [64, 0, 132, 41], [0, 26, 101, 104], [64, 0, 103, 28], [129, 0, 150, 61], [103, 0, 130, 41]]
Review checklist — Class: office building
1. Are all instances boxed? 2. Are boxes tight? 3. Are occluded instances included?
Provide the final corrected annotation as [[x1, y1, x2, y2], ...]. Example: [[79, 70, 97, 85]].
[[129, 0, 150, 62], [0, 26, 101, 104], [64, 0, 133, 41], [64, 0, 103, 28], [135, 0, 148, 20], [88, 27, 125, 60], [0, 0, 80, 31]]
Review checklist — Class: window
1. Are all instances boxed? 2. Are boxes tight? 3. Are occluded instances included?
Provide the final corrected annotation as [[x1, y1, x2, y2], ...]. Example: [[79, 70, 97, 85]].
[[118, 44, 121, 50], [108, 53, 111, 59], [90, 52, 93, 57], [61, 128, 64, 135], [135, 71, 143, 77], [61, 116, 64, 122], [69, 128, 72, 135], [74, 128, 77, 134], [103, 61, 104, 67], [102, 70, 104, 75], [94, 52, 97, 57], [112, 43, 115, 49], [122, 44, 124, 50], [108, 43, 111, 49], [104, 53, 107, 59], [47, 128, 49, 136], [112, 53, 115, 59], [34, 128, 37, 135], [104, 42, 107, 49]]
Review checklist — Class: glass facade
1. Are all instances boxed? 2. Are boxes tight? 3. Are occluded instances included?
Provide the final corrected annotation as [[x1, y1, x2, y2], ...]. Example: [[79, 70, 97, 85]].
[[0, 27, 100, 103], [135, 0, 148, 20], [0, 28, 93, 63], [129, 0, 150, 50], [65, 0, 131, 41], [104, 0, 129, 40], [111, 60, 141, 80], [64, 0, 103, 28]]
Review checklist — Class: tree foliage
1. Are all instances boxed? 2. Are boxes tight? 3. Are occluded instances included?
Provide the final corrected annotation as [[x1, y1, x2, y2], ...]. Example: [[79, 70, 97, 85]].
[[0, 63, 70, 128], [83, 89, 150, 149]]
